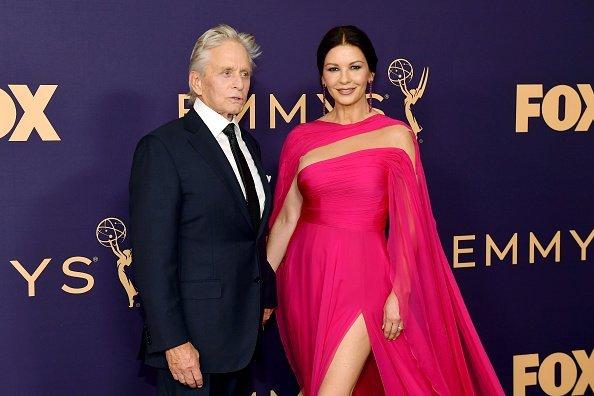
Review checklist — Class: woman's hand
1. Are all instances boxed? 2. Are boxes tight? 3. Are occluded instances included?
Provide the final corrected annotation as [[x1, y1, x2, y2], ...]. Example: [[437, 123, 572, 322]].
[[262, 308, 275, 327], [382, 291, 404, 341]]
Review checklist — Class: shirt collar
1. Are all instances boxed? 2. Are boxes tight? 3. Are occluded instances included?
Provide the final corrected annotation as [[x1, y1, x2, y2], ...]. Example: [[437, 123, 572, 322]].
[[193, 98, 240, 138]]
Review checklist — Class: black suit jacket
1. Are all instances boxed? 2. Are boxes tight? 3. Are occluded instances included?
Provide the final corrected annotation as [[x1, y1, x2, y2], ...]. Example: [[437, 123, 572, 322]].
[[130, 108, 276, 373]]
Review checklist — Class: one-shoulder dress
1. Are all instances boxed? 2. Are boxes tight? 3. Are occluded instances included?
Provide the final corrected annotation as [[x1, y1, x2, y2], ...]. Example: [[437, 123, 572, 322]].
[[269, 115, 504, 395]]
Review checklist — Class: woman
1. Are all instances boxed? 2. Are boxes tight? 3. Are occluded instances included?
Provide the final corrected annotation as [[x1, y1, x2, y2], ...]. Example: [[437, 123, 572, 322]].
[[267, 26, 504, 396]]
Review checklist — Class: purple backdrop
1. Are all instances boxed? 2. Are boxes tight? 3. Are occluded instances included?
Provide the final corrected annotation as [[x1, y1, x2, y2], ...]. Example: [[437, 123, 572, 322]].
[[1, 1, 593, 395]]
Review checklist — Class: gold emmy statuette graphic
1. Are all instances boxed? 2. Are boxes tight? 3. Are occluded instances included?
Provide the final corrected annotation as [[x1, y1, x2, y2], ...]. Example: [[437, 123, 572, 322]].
[[388, 59, 429, 134], [96, 218, 138, 308]]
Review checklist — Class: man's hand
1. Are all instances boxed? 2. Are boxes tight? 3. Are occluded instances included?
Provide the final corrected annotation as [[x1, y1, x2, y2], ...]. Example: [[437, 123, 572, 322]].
[[165, 342, 203, 388], [262, 308, 275, 327]]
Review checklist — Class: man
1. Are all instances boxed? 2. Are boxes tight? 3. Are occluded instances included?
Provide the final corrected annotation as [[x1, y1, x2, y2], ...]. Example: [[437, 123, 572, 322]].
[[130, 24, 275, 395]]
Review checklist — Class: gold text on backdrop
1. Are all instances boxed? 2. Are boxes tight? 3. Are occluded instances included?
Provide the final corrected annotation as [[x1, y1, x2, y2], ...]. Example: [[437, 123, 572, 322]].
[[516, 84, 593, 132], [0, 85, 60, 141], [10, 256, 94, 296], [177, 93, 385, 128], [452, 229, 594, 268], [514, 350, 594, 396]]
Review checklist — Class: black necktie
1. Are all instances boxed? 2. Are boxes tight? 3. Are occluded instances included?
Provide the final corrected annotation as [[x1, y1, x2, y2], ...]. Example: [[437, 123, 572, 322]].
[[222, 123, 261, 229]]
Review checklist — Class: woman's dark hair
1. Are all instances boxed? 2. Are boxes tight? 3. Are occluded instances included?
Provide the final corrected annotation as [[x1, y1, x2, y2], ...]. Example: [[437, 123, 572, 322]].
[[316, 26, 378, 76]]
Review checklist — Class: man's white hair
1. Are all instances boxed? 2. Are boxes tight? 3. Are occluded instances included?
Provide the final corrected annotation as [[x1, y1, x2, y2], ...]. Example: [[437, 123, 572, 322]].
[[188, 24, 261, 102]]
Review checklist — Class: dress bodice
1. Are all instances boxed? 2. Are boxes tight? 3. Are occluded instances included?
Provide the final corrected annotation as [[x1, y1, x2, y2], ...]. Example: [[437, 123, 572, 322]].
[[298, 148, 398, 232]]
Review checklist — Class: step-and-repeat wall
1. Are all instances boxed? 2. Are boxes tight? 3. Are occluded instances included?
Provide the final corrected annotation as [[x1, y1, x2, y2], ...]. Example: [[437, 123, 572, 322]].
[[1, 1, 592, 395]]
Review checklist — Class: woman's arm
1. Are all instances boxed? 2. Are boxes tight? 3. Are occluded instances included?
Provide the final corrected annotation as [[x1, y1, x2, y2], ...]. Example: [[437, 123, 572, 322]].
[[383, 125, 418, 340], [266, 175, 303, 272]]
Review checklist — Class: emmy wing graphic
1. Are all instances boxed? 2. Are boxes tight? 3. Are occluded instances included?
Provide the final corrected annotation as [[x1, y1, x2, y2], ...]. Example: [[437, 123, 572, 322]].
[[388, 58, 429, 134], [96, 218, 138, 308]]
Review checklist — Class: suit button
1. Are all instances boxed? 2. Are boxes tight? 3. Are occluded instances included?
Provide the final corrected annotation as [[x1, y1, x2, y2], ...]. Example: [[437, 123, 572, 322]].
[[254, 276, 262, 283]]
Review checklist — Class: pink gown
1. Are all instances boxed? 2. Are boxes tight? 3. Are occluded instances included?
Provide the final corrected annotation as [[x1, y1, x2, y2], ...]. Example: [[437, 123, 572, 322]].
[[270, 115, 504, 395]]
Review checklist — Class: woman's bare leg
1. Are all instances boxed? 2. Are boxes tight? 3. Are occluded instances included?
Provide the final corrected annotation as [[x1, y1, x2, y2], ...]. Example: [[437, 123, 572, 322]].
[[318, 314, 372, 396]]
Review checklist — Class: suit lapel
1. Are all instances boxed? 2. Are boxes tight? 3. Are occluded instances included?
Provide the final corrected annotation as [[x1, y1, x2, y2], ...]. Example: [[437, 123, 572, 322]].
[[184, 109, 253, 229]]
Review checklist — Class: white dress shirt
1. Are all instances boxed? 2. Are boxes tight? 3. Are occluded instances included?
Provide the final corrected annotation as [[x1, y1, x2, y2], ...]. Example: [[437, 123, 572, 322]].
[[193, 98, 265, 216]]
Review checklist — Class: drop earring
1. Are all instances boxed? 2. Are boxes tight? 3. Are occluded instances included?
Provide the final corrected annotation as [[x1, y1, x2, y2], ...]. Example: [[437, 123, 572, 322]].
[[368, 80, 373, 112], [322, 84, 327, 116]]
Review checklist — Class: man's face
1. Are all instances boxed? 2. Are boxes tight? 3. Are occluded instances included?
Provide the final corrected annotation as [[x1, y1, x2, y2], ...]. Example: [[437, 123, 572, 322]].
[[191, 40, 251, 121]]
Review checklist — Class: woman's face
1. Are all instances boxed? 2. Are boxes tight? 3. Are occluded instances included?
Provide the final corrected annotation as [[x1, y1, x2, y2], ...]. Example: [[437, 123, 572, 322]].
[[321, 44, 374, 109]]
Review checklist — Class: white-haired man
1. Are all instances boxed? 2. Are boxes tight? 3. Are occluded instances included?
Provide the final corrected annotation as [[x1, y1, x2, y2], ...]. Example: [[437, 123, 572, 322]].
[[130, 24, 276, 395]]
